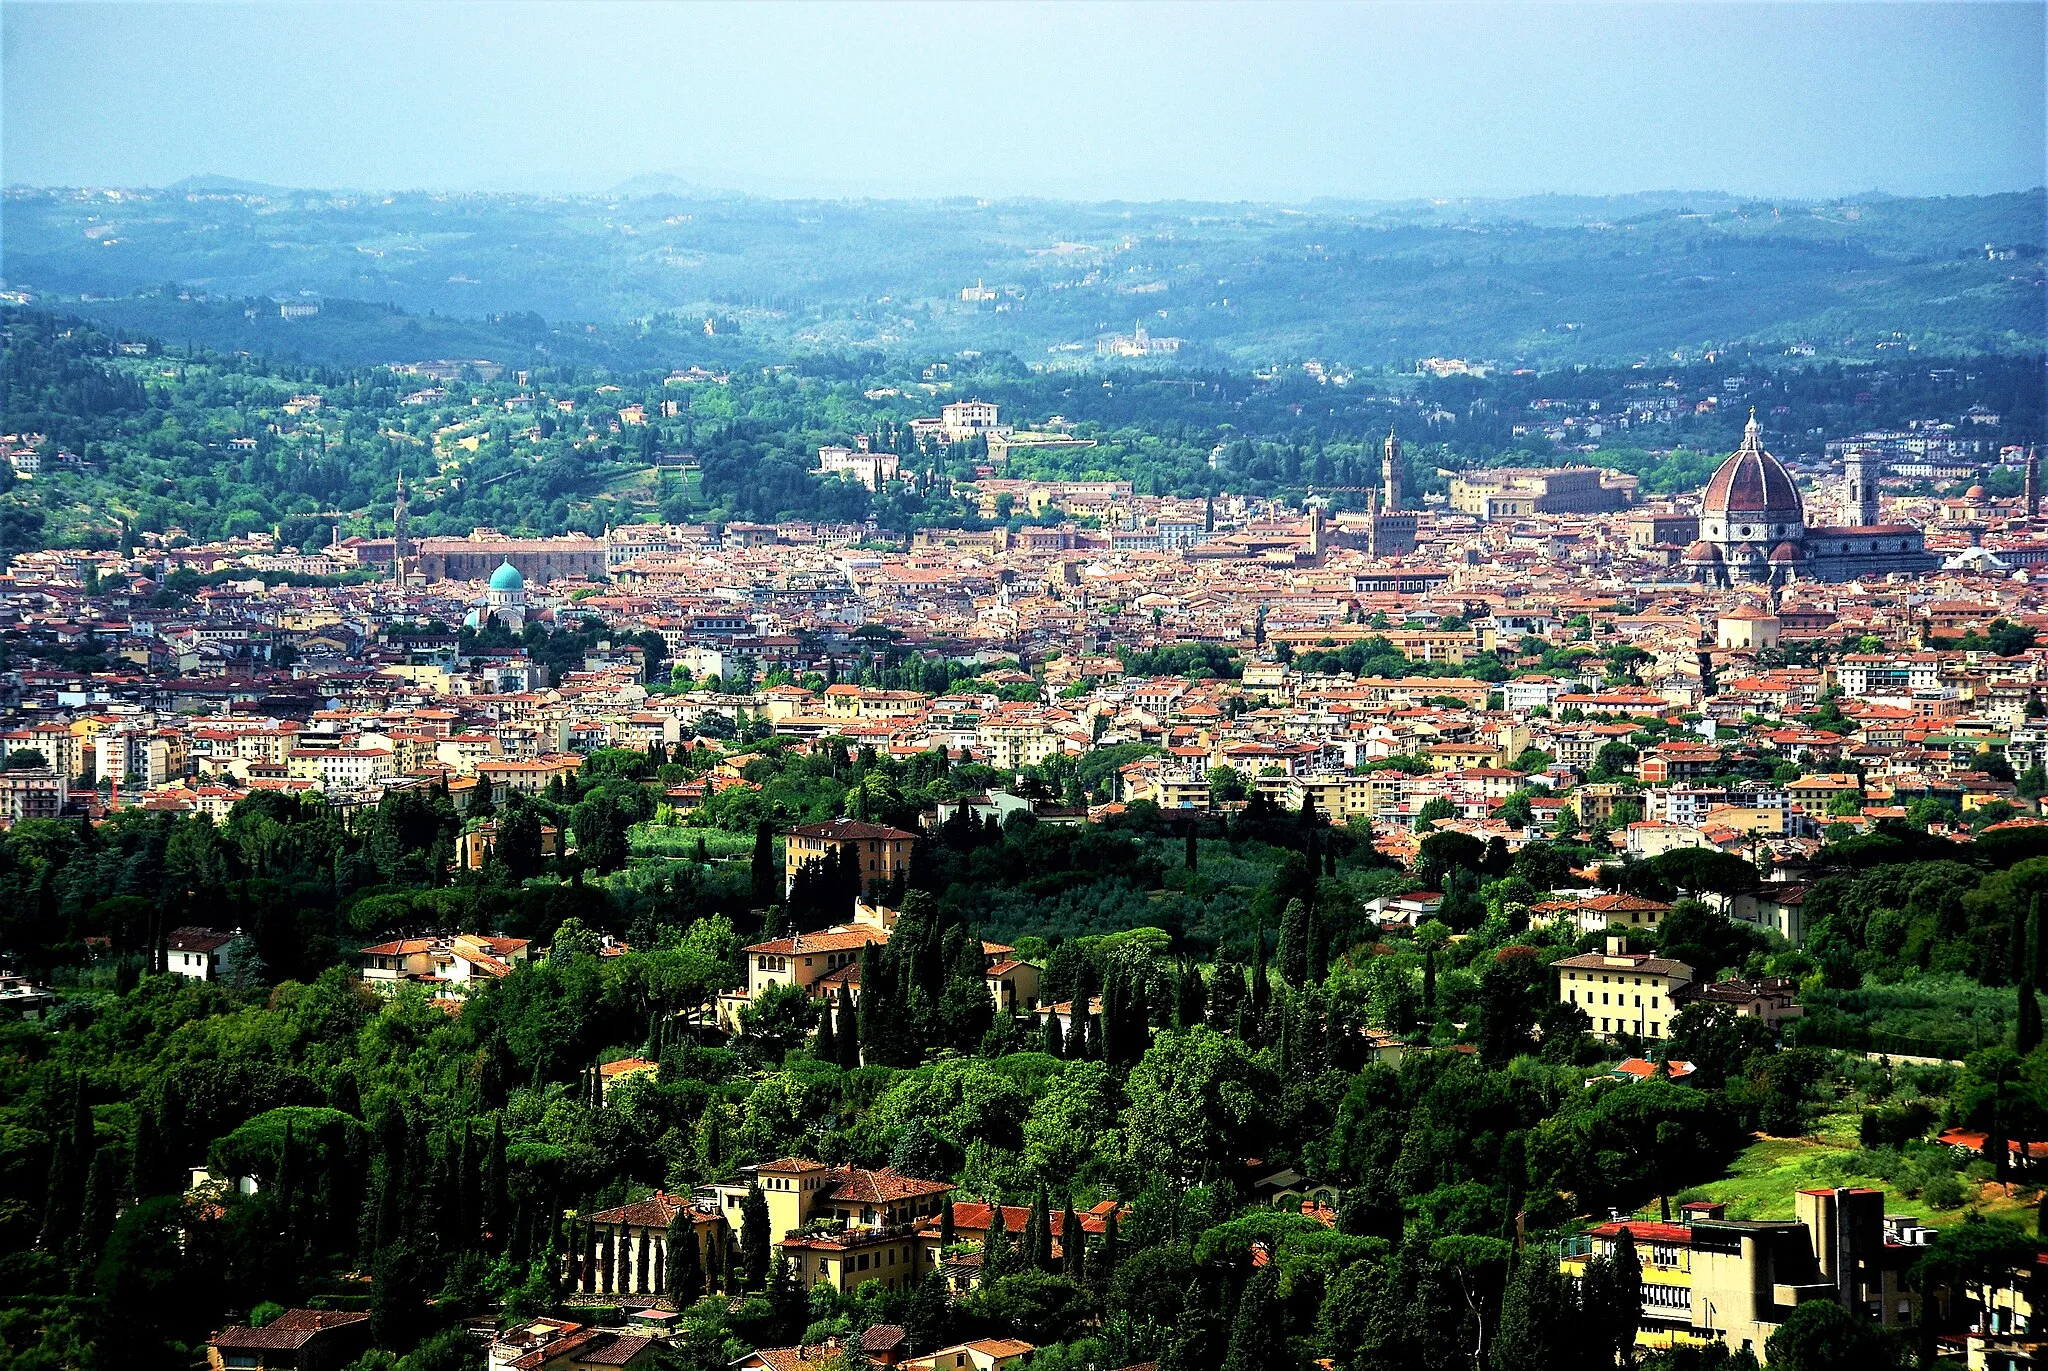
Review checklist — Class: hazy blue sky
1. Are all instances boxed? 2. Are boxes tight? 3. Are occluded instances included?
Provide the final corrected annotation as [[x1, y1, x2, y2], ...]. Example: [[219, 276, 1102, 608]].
[[4, 1, 2041, 201]]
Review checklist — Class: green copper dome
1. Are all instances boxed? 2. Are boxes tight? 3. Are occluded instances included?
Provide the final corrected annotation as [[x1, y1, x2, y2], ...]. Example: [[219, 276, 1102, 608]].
[[488, 561, 524, 592]]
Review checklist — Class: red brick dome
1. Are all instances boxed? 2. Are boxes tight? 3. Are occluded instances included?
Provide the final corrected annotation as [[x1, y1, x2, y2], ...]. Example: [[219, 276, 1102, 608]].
[[1702, 412, 1803, 525]]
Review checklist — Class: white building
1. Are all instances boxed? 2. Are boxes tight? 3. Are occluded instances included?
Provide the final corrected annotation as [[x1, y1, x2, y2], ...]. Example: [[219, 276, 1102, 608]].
[[819, 445, 901, 490], [939, 400, 1003, 442], [167, 926, 234, 981]]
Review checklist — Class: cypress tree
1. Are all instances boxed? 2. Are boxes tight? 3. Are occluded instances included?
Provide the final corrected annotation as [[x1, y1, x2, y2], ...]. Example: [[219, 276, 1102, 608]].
[[485, 1115, 509, 1251], [939, 1196, 956, 1250], [1251, 929, 1271, 1015], [1185, 825, 1199, 871], [1278, 897, 1309, 986], [1306, 901, 1328, 986], [1099, 976, 1123, 1067], [981, 1205, 1011, 1278], [1030, 1185, 1053, 1273], [129, 1101, 161, 1199], [1064, 1005, 1087, 1059], [669, 1209, 702, 1301], [1610, 1227, 1644, 1369], [40, 1078, 92, 1253], [1494, 1250, 1569, 1371], [1124, 975, 1151, 1063], [1100, 1208, 1119, 1279], [455, 1118, 476, 1252], [740, 1183, 770, 1289], [72, 1145, 118, 1287], [835, 982, 861, 1069], [276, 1118, 298, 1234], [2019, 970, 2043, 1055], [510, 1191, 531, 1265], [637, 1224, 652, 1294], [697, 1102, 728, 1179], [2015, 897, 2032, 987], [858, 943, 893, 1064], [750, 821, 777, 907], [2034, 893, 2046, 986], [1177, 959, 1207, 1030], [1060, 1195, 1082, 1280], [703, 1227, 724, 1293], [816, 998, 838, 1063], [1220, 1265, 1284, 1371]]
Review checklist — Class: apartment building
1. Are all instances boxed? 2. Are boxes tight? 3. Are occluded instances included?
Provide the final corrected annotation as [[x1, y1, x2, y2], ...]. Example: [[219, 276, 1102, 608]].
[[1554, 937, 1693, 1040], [1558, 1190, 1923, 1362], [0, 767, 67, 824], [783, 818, 917, 896]]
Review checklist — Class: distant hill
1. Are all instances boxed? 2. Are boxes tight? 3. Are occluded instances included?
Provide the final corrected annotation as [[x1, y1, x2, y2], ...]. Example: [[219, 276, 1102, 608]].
[[162, 173, 292, 195], [5, 184, 2040, 367]]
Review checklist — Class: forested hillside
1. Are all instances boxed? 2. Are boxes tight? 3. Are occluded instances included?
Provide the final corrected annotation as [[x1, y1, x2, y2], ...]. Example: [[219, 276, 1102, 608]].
[[5, 186, 2040, 366]]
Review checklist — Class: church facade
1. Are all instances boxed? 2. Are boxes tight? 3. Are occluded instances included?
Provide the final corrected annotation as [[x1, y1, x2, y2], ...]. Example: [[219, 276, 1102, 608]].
[[1683, 413, 1937, 585]]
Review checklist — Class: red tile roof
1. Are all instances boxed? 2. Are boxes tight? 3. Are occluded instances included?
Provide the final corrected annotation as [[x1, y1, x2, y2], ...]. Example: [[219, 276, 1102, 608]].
[[209, 1309, 369, 1351]]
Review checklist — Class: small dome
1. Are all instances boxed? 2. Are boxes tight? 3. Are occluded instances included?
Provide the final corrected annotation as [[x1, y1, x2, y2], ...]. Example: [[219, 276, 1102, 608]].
[[1727, 542, 1764, 563], [488, 561, 525, 592], [1966, 484, 1987, 499], [1769, 541, 1803, 563], [1682, 539, 1722, 563]]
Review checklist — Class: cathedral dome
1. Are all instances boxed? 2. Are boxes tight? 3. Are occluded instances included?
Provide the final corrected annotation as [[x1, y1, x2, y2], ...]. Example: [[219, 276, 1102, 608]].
[[488, 561, 525, 592], [1701, 411, 1803, 533]]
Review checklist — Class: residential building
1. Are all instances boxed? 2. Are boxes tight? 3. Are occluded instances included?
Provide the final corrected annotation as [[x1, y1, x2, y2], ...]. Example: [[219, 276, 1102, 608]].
[[168, 926, 235, 981], [1558, 1190, 1923, 1362], [1691, 976, 1803, 1027], [358, 932, 531, 995], [1554, 937, 1693, 1040], [205, 1310, 371, 1371], [0, 767, 67, 824], [565, 1191, 721, 1304], [903, 1341, 1038, 1371], [783, 818, 917, 896], [703, 1158, 954, 1296]]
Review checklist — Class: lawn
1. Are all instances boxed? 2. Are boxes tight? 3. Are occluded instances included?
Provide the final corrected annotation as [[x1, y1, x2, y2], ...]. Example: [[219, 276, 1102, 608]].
[[1666, 1112, 2039, 1233]]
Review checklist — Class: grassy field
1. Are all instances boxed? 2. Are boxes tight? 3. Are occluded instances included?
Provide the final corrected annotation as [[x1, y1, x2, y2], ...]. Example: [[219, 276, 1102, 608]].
[[1665, 1112, 2039, 1233], [628, 821, 759, 861]]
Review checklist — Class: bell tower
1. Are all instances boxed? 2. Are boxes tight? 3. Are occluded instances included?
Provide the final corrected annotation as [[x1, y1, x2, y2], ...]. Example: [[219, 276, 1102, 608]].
[[1842, 449, 1880, 528], [1381, 428, 1405, 514]]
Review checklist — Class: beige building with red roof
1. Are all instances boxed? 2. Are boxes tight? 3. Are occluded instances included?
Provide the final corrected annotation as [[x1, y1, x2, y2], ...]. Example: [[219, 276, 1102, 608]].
[[357, 932, 530, 995], [566, 1191, 721, 1305], [1554, 937, 1694, 1041], [205, 1309, 370, 1371], [783, 817, 918, 896]]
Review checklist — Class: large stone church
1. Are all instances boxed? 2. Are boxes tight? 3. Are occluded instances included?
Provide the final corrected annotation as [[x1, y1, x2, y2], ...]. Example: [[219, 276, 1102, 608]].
[[1682, 411, 1936, 585]]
